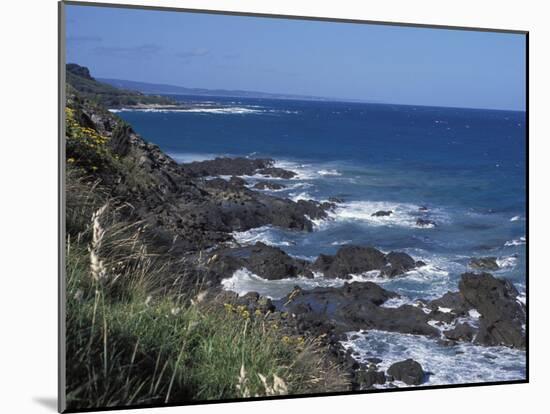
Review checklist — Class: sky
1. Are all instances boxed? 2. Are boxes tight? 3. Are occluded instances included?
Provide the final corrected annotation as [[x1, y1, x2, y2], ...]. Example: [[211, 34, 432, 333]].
[[65, 4, 526, 110]]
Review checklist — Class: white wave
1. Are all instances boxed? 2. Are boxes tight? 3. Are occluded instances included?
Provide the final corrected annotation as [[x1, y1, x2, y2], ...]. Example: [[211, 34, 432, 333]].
[[331, 240, 351, 246], [289, 192, 316, 202], [182, 107, 264, 114], [341, 330, 525, 387], [221, 268, 353, 300], [516, 294, 526, 306], [317, 169, 342, 176], [327, 200, 446, 229], [467, 309, 481, 321], [380, 297, 424, 309], [510, 215, 523, 222], [496, 256, 518, 269], [232, 226, 294, 247], [505, 236, 526, 247], [273, 160, 320, 180], [246, 181, 312, 193]]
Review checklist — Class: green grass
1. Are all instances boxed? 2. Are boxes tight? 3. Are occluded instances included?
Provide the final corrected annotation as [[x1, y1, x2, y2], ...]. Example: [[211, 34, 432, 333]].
[[65, 184, 348, 410]]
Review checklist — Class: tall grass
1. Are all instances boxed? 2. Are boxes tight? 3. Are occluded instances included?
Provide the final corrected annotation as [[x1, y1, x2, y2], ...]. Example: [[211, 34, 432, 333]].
[[65, 173, 348, 410]]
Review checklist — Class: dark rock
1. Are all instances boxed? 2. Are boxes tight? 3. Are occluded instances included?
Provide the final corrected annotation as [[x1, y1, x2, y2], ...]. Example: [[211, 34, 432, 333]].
[[257, 167, 296, 179], [428, 309, 456, 324], [283, 282, 439, 338], [469, 257, 499, 271], [311, 246, 419, 279], [180, 157, 274, 177], [387, 359, 425, 385], [356, 369, 386, 388], [381, 251, 417, 277], [328, 197, 344, 203], [371, 210, 393, 217], [416, 218, 436, 227], [253, 181, 285, 190], [208, 242, 313, 281], [229, 176, 248, 187], [444, 323, 476, 342], [459, 272, 525, 348], [311, 245, 387, 279], [419, 206, 429, 212], [429, 291, 472, 316], [247, 242, 313, 280]]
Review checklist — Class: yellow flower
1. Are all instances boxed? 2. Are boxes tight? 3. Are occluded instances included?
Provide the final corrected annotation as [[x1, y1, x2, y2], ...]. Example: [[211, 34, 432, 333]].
[[67, 158, 75, 163]]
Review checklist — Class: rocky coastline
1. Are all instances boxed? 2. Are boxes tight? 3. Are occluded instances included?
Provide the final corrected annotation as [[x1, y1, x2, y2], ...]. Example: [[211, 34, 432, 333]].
[[66, 75, 526, 391]]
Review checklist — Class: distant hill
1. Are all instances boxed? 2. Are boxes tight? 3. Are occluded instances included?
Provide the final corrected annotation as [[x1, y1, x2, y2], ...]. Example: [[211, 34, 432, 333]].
[[98, 77, 332, 102], [66, 64, 176, 108]]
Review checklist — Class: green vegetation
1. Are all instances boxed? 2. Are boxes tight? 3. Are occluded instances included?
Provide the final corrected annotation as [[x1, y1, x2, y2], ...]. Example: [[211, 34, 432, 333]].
[[66, 63, 176, 108], [64, 99, 348, 409]]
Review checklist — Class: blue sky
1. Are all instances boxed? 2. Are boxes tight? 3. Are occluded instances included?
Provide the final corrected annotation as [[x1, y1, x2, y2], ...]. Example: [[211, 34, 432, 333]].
[[66, 4, 526, 110]]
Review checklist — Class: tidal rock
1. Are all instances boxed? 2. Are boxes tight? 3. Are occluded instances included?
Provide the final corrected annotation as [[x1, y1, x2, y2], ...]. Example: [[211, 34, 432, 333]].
[[459, 272, 525, 348], [257, 167, 296, 179], [311, 246, 387, 278], [443, 323, 476, 342], [371, 210, 393, 217], [283, 282, 439, 337], [246, 242, 313, 280], [180, 157, 274, 177], [207, 242, 313, 281], [253, 181, 285, 190], [311, 245, 419, 279], [469, 257, 499, 271], [381, 251, 417, 277], [387, 359, 425, 385], [416, 218, 436, 227], [356, 369, 386, 388], [429, 291, 472, 316]]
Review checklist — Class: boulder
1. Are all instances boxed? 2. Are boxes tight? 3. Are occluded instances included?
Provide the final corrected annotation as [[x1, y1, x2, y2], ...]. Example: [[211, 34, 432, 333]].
[[283, 283, 439, 337], [443, 323, 476, 342], [416, 218, 436, 227], [459, 272, 525, 348], [381, 251, 417, 277], [311, 246, 419, 279], [356, 369, 386, 388], [311, 245, 387, 278], [246, 242, 313, 280], [180, 157, 274, 177], [257, 167, 296, 179], [469, 257, 499, 271], [371, 210, 393, 217], [387, 359, 425, 385]]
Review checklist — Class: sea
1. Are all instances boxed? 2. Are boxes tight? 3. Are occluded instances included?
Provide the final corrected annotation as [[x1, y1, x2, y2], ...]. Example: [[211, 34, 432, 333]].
[[113, 95, 527, 387]]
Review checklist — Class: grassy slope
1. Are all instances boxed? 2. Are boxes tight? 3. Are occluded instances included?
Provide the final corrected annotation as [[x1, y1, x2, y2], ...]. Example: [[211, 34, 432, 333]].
[[64, 84, 348, 409]]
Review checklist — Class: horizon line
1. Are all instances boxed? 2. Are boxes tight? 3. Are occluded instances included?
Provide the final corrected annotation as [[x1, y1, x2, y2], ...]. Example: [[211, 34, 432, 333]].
[[97, 74, 527, 113]]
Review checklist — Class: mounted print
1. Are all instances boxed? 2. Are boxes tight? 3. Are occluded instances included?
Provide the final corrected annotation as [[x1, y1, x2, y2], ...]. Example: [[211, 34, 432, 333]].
[[59, 1, 528, 412]]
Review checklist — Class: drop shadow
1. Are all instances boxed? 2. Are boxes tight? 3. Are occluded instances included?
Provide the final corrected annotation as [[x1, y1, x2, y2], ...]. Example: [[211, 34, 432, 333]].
[[33, 397, 57, 412]]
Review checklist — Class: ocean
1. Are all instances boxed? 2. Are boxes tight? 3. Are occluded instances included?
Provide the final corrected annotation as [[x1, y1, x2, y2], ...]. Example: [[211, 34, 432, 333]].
[[114, 95, 527, 386]]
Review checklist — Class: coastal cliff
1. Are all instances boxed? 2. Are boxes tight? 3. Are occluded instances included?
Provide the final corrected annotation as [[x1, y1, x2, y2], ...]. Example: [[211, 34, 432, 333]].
[[65, 65, 526, 409]]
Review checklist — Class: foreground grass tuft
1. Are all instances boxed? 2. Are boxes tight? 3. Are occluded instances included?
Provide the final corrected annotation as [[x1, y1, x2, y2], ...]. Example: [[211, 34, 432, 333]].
[[65, 188, 348, 410]]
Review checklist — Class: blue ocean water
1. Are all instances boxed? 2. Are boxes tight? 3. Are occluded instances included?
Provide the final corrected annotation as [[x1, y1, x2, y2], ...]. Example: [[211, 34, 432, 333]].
[[115, 96, 527, 384]]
